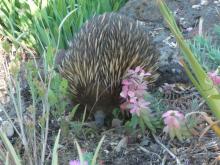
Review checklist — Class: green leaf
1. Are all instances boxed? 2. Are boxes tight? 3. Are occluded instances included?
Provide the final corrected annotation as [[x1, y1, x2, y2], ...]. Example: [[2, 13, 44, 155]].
[[175, 129, 183, 142], [51, 129, 61, 165], [48, 89, 58, 106], [130, 115, 138, 129], [75, 140, 85, 164], [0, 131, 22, 165], [68, 104, 80, 121], [138, 117, 146, 134], [141, 110, 156, 133], [169, 129, 175, 140], [91, 135, 105, 165], [59, 78, 68, 94], [1, 40, 11, 53], [45, 45, 54, 67], [208, 94, 220, 100]]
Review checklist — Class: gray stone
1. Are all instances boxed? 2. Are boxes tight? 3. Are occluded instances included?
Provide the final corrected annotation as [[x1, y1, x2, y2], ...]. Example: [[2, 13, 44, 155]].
[[118, 0, 220, 85]]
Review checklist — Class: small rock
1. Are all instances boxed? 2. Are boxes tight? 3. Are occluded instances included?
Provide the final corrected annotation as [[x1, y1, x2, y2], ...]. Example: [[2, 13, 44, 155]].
[[111, 118, 122, 128], [179, 17, 189, 29], [103, 149, 110, 154], [214, 0, 220, 4], [201, 0, 208, 5], [149, 143, 161, 153], [186, 27, 193, 32], [115, 136, 128, 152], [1, 121, 14, 138], [192, 4, 201, 9], [162, 36, 177, 48], [140, 137, 151, 147], [119, 0, 162, 22]]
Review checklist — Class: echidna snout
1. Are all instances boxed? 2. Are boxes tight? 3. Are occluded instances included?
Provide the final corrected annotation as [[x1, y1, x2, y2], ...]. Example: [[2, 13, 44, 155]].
[[94, 110, 106, 127]]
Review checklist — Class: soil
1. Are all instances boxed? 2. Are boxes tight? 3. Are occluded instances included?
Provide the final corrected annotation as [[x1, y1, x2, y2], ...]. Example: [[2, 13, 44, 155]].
[[1, 0, 220, 165]]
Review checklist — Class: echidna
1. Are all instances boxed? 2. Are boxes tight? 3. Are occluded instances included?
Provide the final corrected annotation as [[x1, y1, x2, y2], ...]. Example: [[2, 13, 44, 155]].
[[60, 13, 159, 126]]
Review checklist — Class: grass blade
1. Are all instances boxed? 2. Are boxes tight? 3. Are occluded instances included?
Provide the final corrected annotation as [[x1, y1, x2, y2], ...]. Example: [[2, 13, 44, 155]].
[[51, 129, 61, 165], [91, 135, 105, 165], [0, 131, 22, 165]]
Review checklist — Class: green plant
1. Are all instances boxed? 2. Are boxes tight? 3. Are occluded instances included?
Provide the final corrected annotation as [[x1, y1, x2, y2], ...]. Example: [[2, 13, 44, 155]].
[[0, 39, 79, 164], [73, 135, 105, 165], [190, 35, 220, 71], [52, 129, 61, 165], [0, 0, 35, 47], [157, 0, 220, 136], [162, 110, 191, 141], [70, 106, 87, 135], [0, 0, 127, 54], [0, 20, 73, 163], [213, 25, 220, 38], [120, 67, 163, 133], [0, 54, 48, 164], [0, 131, 22, 165], [0, 128, 62, 165]]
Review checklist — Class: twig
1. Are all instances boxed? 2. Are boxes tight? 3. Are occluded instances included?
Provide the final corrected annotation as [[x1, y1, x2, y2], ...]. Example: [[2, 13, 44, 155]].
[[139, 146, 161, 160], [161, 154, 167, 165], [152, 133, 182, 165], [198, 17, 203, 36], [199, 119, 220, 139], [210, 155, 220, 165]]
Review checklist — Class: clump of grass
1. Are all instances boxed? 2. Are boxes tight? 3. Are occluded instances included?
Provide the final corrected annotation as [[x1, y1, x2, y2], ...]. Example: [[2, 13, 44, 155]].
[[190, 27, 220, 71], [0, 0, 127, 54], [0, 39, 104, 164]]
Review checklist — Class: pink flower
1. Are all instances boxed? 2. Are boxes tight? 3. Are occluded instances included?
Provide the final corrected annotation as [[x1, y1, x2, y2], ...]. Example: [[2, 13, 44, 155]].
[[126, 66, 151, 81], [208, 71, 220, 85], [137, 83, 147, 90], [129, 104, 139, 115], [134, 66, 142, 73], [127, 66, 151, 77], [120, 79, 135, 98], [128, 98, 150, 116], [162, 110, 184, 128], [128, 91, 135, 97], [120, 66, 151, 116], [162, 110, 186, 140], [69, 160, 88, 165], [138, 99, 150, 109], [120, 86, 128, 98]]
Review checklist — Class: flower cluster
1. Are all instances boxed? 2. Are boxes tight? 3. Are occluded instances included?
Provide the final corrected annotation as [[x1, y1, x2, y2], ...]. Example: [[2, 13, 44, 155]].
[[208, 68, 220, 85], [120, 66, 151, 116], [162, 110, 186, 141]]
